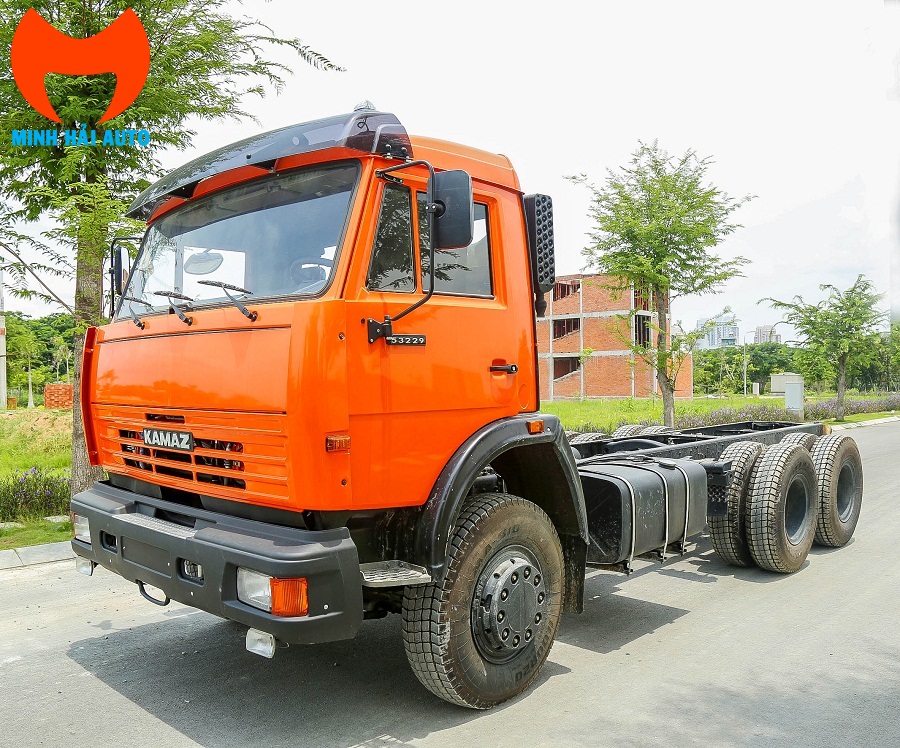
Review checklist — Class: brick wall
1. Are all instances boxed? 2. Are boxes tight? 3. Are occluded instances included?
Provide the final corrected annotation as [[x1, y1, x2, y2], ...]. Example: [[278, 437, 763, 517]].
[[538, 273, 693, 400], [43, 383, 74, 410]]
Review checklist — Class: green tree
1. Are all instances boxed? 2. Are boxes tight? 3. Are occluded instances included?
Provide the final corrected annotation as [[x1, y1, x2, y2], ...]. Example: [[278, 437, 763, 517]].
[[793, 346, 834, 400], [766, 275, 885, 420], [5, 312, 42, 406], [0, 0, 340, 492], [570, 142, 751, 425]]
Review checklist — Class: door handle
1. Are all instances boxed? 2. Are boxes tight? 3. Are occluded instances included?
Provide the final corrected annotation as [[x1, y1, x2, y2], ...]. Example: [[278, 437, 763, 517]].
[[490, 363, 518, 374]]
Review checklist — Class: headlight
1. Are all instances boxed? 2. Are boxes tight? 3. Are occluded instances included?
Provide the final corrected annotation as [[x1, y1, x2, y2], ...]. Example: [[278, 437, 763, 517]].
[[72, 513, 91, 543], [237, 568, 272, 611]]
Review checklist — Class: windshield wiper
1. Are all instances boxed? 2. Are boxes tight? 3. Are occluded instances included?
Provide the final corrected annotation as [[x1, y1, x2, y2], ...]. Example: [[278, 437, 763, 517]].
[[120, 295, 152, 330], [152, 291, 194, 326], [196, 280, 258, 321]]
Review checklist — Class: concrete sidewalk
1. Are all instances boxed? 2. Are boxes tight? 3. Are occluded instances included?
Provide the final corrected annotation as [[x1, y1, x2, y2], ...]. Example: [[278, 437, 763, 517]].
[[0, 541, 74, 570]]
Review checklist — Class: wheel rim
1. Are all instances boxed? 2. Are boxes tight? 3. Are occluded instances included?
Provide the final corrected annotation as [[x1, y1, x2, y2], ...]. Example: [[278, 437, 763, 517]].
[[471, 545, 549, 665], [836, 460, 858, 521], [784, 473, 811, 544]]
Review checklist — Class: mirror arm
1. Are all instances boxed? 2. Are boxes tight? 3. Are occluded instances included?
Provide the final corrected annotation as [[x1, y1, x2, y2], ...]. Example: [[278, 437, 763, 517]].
[[109, 235, 143, 318], [368, 160, 438, 341]]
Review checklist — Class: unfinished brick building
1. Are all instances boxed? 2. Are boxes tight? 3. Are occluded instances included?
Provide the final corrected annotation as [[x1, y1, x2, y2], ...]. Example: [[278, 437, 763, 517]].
[[536, 274, 693, 400]]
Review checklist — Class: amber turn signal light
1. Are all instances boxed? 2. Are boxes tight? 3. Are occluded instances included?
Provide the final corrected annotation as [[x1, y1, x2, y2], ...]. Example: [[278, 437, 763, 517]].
[[325, 435, 351, 452], [270, 577, 309, 617], [526, 419, 544, 435]]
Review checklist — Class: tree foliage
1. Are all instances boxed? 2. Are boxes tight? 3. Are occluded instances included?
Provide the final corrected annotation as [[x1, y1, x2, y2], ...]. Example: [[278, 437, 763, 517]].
[[3, 311, 74, 403], [570, 141, 751, 425], [766, 275, 886, 419], [693, 341, 798, 395]]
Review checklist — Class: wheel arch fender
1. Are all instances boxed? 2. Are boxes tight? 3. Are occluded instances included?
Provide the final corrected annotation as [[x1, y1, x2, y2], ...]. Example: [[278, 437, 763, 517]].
[[412, 414, 588, 612]]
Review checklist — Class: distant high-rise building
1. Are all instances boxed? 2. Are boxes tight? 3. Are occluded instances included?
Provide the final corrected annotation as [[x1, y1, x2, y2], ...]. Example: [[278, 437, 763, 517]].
[[754, 325, 782, 344], [696, 313, 739, 348]]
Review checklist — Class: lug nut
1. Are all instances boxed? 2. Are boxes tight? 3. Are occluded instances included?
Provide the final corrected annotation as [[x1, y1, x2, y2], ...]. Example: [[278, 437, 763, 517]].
[[537, 592, 544, 604], [523, 567, 530, 579], [511, 573, 518, 584], [534, 613, 542, 624], [512, 635, 520, 647], [501, 629, 509, 641], [525, 630, 532, 641], [497, 611, 505, 622], [534, 574, 541, 585], [500, 589, 508, 601]]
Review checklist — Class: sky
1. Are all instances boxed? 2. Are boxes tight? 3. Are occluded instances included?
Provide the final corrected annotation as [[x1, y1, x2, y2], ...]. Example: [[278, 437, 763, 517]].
[[4, 0, 900, 338]]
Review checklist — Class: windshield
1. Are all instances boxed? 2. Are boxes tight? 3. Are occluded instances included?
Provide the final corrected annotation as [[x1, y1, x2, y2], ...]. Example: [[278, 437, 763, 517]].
[[118, 161, 359, 319]]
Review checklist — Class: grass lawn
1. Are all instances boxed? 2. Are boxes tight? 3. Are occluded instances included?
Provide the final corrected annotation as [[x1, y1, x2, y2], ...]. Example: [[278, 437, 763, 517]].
[[824, 411, 898, 425], [543, 396, 770, 432], [0, 409, 72, 475], [0, 519, 73, 550]]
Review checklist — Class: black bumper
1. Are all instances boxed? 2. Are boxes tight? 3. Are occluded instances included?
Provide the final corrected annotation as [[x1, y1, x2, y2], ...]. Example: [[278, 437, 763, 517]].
[[70, 482, 363, 644]]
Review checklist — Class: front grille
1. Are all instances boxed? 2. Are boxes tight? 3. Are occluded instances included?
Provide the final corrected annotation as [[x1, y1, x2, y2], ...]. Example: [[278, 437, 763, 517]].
[[95, 406, 289, 505]]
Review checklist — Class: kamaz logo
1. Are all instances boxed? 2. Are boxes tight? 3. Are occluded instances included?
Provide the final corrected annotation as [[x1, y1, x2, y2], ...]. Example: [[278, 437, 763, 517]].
[[142, 428, 194, 452]]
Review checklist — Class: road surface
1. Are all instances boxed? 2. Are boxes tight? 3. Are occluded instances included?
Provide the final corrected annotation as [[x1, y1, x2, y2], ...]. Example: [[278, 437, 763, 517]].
[[1, 423, 898, 747]]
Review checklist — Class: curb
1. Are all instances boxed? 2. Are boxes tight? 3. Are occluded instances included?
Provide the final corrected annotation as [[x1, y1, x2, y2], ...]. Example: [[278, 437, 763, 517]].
[[0, 541, 74, 570]]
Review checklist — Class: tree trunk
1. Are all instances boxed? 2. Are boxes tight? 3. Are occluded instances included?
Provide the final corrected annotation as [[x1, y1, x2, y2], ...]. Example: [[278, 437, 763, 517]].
[[70, 213, 106, 496], [835, 355, 848, 422], [653, 289, 676, 427]]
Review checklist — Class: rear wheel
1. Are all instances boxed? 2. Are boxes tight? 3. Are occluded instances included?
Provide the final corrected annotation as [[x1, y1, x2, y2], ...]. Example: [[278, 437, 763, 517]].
[[402, 494, 564, 709], [779, 431, 818, 452], [611, 424, 645, 438], [708, 441, 764, 567], [638, 425, 675, 435], [811, 434, 863, 547], [746, 443, 817, 573]]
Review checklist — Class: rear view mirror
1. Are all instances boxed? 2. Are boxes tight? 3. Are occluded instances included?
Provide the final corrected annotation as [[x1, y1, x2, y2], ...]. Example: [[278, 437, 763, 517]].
[[110, 237, 139, 295], [184, 251, 224, 275], [431, 170, 473, 250]]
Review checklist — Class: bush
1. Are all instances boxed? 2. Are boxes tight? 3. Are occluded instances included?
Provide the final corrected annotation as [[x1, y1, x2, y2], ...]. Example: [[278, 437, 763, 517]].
[[0, 468, 71, 522], [805, 394, 900, 422]]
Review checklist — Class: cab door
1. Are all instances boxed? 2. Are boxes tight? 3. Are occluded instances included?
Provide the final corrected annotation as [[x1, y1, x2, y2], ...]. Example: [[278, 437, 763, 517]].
[[345, 174, 532, 510]]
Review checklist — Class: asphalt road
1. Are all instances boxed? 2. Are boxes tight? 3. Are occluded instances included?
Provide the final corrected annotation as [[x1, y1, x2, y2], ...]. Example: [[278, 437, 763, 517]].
[[2, 423, 898, 748]]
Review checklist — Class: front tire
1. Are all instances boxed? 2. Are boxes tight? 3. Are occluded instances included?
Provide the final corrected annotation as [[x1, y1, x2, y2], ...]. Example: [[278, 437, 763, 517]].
[[402, 493, 564, 709]]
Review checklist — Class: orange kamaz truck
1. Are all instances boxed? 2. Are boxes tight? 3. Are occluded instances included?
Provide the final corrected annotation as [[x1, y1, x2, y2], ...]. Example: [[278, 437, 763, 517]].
[[71, 109, 863, 708]]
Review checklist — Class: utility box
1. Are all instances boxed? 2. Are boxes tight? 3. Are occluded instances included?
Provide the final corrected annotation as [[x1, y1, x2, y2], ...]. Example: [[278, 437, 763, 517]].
[[752, 382, 760, 396], [771, 372, 803, 395], [784, 381, 805, 421]]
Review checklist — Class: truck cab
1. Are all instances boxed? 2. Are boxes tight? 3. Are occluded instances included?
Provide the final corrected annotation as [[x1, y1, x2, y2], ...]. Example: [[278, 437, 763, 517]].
[[73, 109, 860, 710]]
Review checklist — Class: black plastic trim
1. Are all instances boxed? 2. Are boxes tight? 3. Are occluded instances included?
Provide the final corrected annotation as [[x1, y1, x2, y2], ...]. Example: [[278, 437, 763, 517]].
[[70, 481, 363, 644], [413, 414, 588, 582]]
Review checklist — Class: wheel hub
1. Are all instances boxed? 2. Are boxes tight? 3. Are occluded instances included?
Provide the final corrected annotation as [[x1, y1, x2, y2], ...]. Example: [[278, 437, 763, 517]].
[[473, 550, 549, 661]]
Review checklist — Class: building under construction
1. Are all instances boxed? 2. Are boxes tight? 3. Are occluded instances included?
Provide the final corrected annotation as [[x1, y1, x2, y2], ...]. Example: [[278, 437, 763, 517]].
[[536, 273, 693, 400]]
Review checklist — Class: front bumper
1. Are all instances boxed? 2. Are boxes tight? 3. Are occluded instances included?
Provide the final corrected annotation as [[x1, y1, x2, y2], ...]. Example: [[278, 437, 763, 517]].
[[71, 482, 363, 644]]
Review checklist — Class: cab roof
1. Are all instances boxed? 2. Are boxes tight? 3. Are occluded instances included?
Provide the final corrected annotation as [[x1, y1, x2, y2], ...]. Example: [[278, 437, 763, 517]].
[[126, 110, 520, 220]]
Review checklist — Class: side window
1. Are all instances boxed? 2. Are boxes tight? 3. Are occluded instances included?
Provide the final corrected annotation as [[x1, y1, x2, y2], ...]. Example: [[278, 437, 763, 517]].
[[367, 184, 414, 292], [419, 195, 492, 296]]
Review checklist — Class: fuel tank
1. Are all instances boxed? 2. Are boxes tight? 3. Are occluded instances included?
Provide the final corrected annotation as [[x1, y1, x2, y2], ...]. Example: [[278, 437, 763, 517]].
[[578, 456, 709, 567]]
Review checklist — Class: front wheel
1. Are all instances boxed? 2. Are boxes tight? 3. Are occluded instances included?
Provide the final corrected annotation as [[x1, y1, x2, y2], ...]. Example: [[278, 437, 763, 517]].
[[402, 493, 564, 709]]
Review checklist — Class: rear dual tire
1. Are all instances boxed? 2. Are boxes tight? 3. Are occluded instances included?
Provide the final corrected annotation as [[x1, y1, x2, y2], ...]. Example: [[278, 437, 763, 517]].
[[746, 443, 818, 573], [708, 441, 764, 567], [811, 434, 863, 547]]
